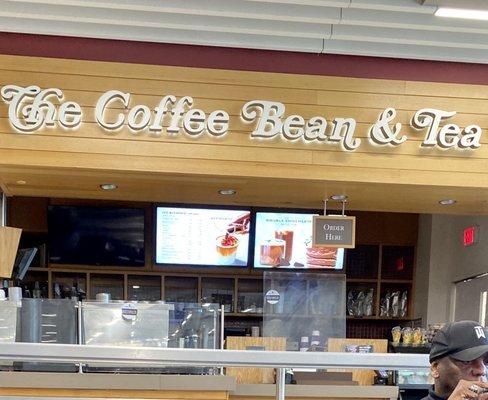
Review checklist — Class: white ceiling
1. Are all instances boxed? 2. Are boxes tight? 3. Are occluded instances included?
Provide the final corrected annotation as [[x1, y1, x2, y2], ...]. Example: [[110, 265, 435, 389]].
[[0, 0, 487, 64]]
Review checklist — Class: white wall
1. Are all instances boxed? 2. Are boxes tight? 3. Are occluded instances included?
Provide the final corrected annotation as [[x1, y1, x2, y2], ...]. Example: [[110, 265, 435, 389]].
[[414, 214, 488, 326], [413, 214, 431, 323]]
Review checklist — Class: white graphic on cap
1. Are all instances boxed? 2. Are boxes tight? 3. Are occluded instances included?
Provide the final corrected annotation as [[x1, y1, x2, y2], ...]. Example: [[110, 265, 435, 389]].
[[474, 326, 486, 339]]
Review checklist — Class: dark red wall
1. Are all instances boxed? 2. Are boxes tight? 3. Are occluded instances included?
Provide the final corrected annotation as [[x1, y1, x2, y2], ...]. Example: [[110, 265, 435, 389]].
[[1, 31, 487, 85]]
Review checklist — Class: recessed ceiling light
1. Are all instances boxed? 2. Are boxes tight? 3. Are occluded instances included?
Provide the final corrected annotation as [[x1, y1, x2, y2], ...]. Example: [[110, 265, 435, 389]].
[[435, 7, 488, 21], [218, 189, 237, 196], [439, 199, 457, 206], [330, 194, 348, 201], [100, 183, 118, 190], [16, 180, 26, 185]]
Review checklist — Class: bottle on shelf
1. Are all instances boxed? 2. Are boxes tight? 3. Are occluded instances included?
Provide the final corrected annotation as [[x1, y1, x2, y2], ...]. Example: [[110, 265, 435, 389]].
[[32, 281, 41, 299], [2, 280, 8, 298], [310, 330, 321, 350], [299, 336, 309, 352], [54, 283, 61, 299]]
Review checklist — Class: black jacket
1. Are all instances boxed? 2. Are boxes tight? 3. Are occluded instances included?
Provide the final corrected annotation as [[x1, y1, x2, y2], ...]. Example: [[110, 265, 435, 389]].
[[421, 388, 446, 400]]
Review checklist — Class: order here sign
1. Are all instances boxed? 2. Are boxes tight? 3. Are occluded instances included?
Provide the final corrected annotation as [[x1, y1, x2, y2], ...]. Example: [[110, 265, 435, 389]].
[[312, 216, 356, 248]]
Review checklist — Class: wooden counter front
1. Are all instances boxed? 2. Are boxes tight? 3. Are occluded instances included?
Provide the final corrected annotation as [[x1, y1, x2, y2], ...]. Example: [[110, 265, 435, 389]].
[[0, 388, 228, 399], [0, 372, 235, 399], [0, 372, 398, 400], [231, 384, 398, 400]]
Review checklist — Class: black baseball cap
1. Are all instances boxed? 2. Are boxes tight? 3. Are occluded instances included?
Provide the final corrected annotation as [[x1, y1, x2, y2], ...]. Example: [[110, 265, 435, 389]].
[[430, 321, 488, 363]]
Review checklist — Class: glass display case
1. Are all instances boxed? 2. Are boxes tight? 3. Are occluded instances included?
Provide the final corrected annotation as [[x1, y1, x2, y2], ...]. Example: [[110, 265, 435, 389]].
[[263, 272, 346, 351], [0, 300, 19, 343], [81, 300, 220, 374], [167, 302, 221, 350], [0, 299, 78, 372]]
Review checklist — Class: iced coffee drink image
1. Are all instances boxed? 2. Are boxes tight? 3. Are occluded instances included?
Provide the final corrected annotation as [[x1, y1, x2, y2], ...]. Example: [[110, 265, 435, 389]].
[[275, 230, 294, 263], [216, 233, 240, 264], [260, 239, 285, 266]]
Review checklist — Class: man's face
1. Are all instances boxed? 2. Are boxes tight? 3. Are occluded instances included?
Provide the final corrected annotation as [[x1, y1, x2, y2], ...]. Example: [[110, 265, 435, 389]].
[[433, 355, 488, 396]]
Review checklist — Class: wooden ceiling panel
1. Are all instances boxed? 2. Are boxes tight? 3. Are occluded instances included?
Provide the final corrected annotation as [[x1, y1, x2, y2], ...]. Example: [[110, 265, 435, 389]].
[[1, 166, 486, 215]]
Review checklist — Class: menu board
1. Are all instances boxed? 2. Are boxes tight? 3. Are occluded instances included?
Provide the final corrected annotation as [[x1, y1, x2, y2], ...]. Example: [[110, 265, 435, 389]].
[[156, 207, 250, 266], [254, 212, 344, 269]]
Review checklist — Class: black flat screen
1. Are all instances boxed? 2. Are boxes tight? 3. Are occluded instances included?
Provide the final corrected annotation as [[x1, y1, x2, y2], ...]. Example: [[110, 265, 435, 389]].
[[48, 206, 145, 266]]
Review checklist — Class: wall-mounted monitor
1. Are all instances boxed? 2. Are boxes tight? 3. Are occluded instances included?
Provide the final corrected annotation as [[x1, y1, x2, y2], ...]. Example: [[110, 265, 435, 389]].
[[253, 211, 344, 270], [155, 206, 250, 267], [48, 206, 145, 267]]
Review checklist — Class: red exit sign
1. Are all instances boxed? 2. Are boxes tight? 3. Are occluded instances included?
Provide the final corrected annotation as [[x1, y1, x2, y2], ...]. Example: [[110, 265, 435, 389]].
[[463, 226, 478, 247]]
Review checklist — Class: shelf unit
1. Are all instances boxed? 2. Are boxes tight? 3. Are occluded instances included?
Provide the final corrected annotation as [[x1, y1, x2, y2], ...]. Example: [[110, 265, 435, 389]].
[[9, 196, 419, 339], [24, 266, 264, 308], [345, 244, 415, 319]]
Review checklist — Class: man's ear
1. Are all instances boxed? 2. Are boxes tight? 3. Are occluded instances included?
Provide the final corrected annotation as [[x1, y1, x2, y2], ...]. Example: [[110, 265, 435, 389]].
[[431, 361, 440, 379]]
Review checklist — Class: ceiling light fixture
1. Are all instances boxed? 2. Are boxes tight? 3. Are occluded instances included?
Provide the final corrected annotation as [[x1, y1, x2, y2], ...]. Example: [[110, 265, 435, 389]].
[[435, 7, 488, 21], [330, 194, 348, 201], [439, 199, 457, 206], [218, 189, 236, 196], [16, 180, 27, 185], [100, 183, 118, 190]]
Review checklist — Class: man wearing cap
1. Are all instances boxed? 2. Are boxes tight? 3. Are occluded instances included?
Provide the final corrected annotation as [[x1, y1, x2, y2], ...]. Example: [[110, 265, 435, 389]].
[[423, 321, 488, 400]]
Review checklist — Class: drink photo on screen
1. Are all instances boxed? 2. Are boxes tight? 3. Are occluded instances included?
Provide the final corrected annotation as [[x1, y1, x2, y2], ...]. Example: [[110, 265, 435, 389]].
[[254, 212, 344, 270]]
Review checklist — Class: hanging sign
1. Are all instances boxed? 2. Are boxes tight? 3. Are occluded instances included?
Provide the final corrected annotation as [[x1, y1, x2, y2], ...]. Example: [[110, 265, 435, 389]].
[[312, 216, 356, 248]]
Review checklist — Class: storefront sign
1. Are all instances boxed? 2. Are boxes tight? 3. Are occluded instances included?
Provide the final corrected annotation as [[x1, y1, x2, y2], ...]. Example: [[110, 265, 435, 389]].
[[0, 85, 483, 152], [312, 216, 356, 248]]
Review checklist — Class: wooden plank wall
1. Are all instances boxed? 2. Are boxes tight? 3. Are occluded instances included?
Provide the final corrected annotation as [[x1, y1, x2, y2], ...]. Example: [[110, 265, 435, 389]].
[[0, 54, 488, 199]]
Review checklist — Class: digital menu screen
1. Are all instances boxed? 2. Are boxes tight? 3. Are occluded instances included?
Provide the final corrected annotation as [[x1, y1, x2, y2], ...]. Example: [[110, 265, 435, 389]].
[[254, 212, 344, 269], [155, 207, 250, 266]]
